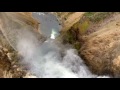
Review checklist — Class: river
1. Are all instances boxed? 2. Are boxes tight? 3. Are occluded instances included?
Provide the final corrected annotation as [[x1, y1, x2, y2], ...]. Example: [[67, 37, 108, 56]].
[[0, 12, 110, 78], [18, 12, 109, 78], [32, 12, 62, 38]]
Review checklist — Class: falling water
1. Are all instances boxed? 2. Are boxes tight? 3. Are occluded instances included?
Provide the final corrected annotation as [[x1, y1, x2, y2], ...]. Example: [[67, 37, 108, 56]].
[[0, 12, 110, 78], [17, 12, 110, 78]]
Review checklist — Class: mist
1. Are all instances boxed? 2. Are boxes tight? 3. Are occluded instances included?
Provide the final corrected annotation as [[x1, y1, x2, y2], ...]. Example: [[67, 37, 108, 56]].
[[16, 29, 110, 78], [0, 12, 110, 78]]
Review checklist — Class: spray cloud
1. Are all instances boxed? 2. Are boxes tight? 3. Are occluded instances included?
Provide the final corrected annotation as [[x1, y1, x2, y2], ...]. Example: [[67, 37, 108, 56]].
[[16, 28, 110, 78]]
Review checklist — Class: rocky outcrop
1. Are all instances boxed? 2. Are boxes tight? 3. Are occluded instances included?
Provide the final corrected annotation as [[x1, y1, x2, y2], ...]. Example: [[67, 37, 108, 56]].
[[0, 12, 45, 78], [52, 12, 85, 31], [0, 41, 37, 78], [80, 14, 120, 77], [0, 46, 11, 77], [0, 45, 26, 78], [0, 12, 40, 32], [0, 12, 45, 50]]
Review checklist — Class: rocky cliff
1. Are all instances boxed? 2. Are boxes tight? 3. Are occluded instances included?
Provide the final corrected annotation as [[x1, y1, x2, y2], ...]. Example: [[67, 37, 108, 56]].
[[0, 12, 45, 50], [80, 13, 120, 77], [51, 12, 85, 31], [59, 12, 120, 77], [0, 12, 44, 78], [1, 12, 120, 78]]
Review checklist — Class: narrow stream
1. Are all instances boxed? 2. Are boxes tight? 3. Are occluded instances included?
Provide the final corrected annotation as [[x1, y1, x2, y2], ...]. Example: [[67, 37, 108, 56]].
[[32, 12, 62, 38]]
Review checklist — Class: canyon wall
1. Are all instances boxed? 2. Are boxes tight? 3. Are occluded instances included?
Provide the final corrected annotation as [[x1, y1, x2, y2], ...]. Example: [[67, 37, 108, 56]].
[[51, 12, 85, 31], [0, 12, 44, 50]]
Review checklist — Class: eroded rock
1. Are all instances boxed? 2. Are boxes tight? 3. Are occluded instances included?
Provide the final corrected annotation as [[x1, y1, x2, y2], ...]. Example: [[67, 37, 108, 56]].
[[80, 14, 120, 77], [52, 12, 85, 31], [0, 47, 11, 78], [0, 12, 45, 51]]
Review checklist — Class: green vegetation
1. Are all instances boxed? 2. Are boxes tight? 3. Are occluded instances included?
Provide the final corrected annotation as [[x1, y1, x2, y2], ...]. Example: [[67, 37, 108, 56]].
[[61, 30, 81, 50], [84, 12, 114, 23], [60, 12, 116, 51], [62, 30, 76, 44], [73, 41, 81, 50], [73, 20, 90, 35], [72, 12, 115, 35]]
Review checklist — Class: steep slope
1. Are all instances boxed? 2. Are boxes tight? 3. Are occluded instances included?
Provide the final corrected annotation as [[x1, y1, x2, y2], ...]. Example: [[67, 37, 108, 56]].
[[0, 12, 45, 50], [51, 12, 85, 31], [80, 13, 120, 77], [0, 12, 45, 78]]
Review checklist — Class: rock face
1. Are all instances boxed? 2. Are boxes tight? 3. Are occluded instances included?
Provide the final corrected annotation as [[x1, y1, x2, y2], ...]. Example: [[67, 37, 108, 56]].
[[0, 12, 45, 50], [0, 12, 45, 78], [80, 14, 120, 77], [0, 41, 35, 78], [0, 12, 40, 32], [0, 45, 26, 78], [51, 12, 85, 31], [0, 47, 11, 77]]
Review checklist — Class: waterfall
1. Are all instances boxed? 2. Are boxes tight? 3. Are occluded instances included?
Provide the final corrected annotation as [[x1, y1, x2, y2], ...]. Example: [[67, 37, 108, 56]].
[[0, 12, 110, 78]]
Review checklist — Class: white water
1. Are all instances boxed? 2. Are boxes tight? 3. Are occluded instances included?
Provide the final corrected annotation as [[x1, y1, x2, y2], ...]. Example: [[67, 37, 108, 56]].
[[16, 28, 109, 78], [1, 12, 109, 78], [17, 38, 110, 78]]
